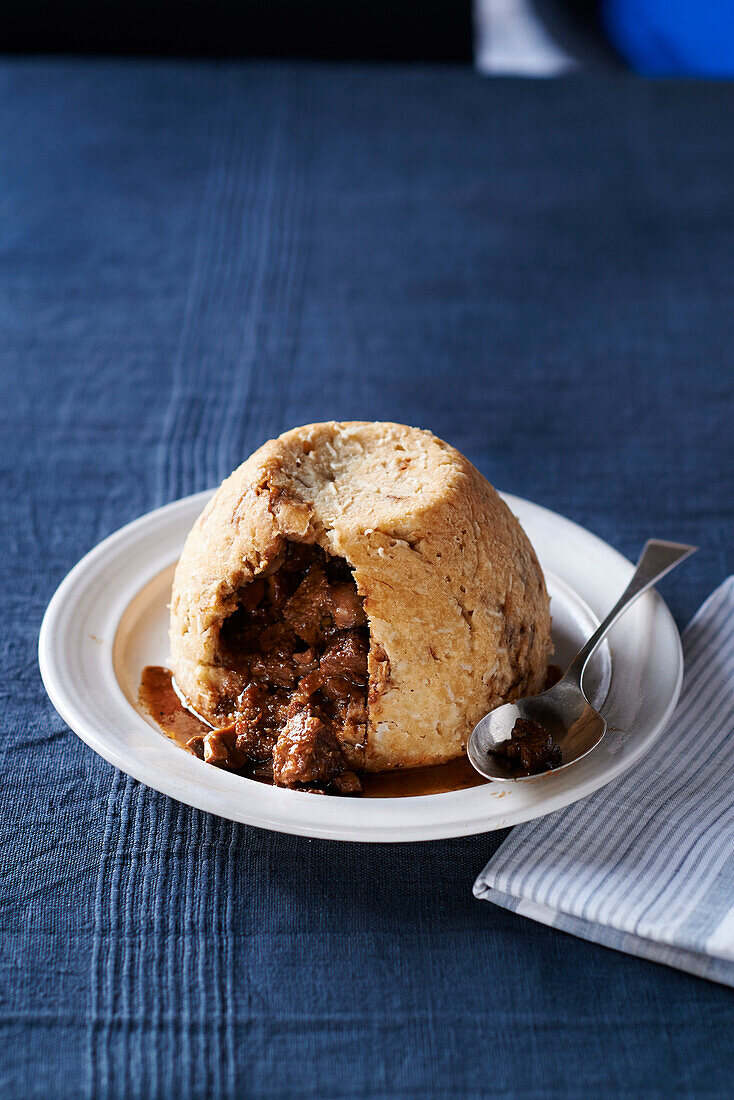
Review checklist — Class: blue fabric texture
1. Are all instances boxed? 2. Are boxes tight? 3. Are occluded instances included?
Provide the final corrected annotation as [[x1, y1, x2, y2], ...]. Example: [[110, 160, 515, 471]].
[[2, 60, 734, 1098]]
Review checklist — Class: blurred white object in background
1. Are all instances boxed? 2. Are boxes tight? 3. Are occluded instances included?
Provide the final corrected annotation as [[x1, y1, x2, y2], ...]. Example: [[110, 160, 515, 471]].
[[474, 0, 577, 75]]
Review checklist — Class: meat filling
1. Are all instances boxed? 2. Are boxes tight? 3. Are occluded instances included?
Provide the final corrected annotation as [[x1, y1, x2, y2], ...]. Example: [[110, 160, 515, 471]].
[[187, 543, 368, 793], [493, 717, 563, 776]]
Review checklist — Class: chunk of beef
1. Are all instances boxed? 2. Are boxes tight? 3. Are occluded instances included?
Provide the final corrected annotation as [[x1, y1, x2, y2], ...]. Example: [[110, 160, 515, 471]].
[[319, 631, 368, 685], [203, 730, 234, 766], [247, 622, 299, 687], [329, 583, 367, 629], [233, 682, 282, 759], [189, 727, 242, 769], [282, 565, 334, 645], [494, 717, 563, 775], [272, 706, 358, 789]]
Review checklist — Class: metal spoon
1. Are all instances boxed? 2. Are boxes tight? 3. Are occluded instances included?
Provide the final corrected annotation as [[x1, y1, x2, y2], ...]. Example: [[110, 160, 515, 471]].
[[468, 540, 696, 782]]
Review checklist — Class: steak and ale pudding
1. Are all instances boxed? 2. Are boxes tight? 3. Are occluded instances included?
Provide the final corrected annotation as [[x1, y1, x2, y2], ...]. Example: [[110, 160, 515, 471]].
[[164, 421, 553, 793]]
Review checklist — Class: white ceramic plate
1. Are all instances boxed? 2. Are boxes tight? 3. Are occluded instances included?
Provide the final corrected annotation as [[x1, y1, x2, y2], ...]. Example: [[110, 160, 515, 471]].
[[39, 491, 683, 842]]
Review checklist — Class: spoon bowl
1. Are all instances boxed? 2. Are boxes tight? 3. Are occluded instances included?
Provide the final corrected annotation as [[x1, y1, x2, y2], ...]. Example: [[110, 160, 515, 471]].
[[467, 678, 606, 782], [468, 540, 696, 784]]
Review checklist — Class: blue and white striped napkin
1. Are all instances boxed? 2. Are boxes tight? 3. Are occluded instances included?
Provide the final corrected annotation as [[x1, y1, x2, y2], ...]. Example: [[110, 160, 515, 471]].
[[474, 577, 734, 986]]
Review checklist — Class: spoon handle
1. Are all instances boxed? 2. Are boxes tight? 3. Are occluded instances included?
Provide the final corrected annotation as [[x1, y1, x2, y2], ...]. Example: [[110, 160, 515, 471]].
[[565, 540, 697, 688]]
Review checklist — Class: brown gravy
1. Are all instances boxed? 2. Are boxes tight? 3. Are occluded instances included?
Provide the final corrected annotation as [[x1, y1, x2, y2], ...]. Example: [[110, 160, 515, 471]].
[[139, 665, 488, 798], [360, 755, 486, 798]]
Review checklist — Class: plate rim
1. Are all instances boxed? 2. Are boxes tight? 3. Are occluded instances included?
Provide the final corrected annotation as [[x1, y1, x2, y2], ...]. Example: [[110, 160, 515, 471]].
[[39, 490, 684, 842]]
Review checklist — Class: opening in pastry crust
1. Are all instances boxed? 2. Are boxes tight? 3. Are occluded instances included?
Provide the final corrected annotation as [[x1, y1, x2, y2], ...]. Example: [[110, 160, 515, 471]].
[[187, 542, 368, 793]]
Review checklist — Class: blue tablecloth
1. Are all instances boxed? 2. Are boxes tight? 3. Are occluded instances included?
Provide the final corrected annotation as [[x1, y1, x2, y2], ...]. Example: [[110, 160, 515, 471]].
[[2, 59, 733, 1098]]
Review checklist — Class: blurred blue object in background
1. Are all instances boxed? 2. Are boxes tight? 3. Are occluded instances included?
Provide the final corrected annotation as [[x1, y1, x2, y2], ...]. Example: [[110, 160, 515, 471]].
[[604, 0, 734, 75]]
